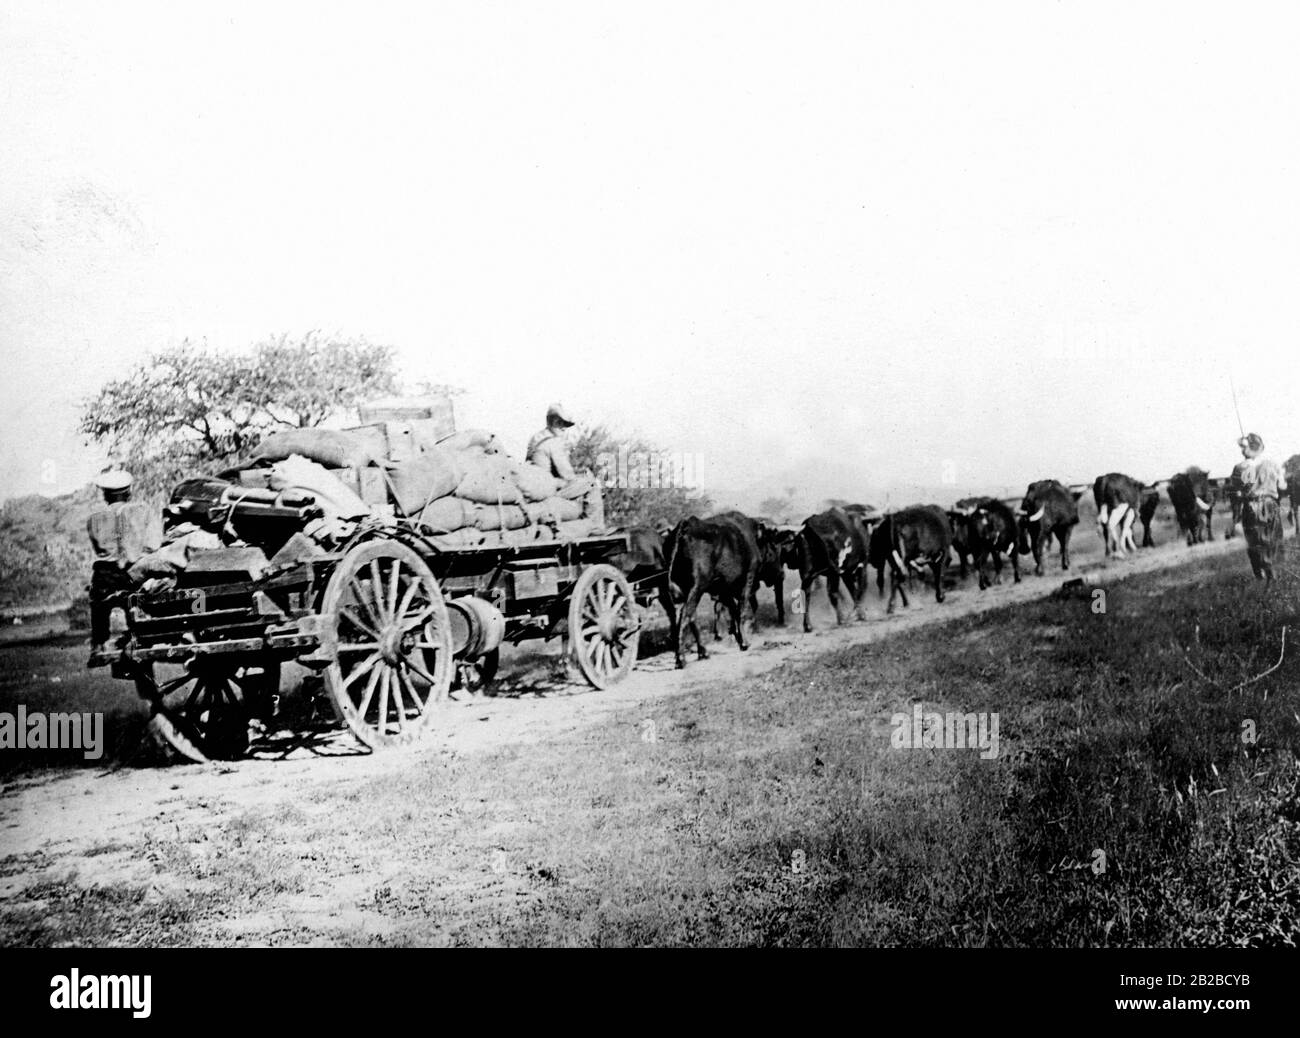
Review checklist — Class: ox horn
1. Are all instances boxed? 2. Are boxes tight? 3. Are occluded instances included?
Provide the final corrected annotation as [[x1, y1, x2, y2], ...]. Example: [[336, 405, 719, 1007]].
[[1026, 507, 1045, 522], [1195, 496, 1211, 511]]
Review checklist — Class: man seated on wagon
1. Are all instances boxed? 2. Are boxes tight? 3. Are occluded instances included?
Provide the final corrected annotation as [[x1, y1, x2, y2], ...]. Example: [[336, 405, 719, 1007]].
[[526, 402, 604, 528]]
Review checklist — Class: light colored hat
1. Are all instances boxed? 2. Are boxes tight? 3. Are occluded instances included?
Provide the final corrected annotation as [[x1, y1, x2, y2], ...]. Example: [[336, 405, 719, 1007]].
[[546, 402, 576, 426], [1237, 432, 1264, 451], [94, 468, 133, 491]]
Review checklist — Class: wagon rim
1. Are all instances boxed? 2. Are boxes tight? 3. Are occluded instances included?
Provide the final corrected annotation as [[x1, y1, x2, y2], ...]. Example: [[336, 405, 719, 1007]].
[[322, 540, 453, 748], [568, 564, 639, 689]]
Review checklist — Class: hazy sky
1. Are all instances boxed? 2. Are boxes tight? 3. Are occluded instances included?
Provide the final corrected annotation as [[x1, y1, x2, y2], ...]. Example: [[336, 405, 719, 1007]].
[[2, 1, 1297, 509]]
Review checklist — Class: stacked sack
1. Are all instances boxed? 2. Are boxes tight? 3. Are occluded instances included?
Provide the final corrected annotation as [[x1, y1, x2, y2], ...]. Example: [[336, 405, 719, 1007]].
[[406, 429, 595, 546], [243, 426, 599, 547]]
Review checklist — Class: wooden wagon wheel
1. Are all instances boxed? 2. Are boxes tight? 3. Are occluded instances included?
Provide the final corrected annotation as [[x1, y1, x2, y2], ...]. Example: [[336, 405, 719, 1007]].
[[136, 659, 275, 763], [568, 564, 639, 689], [321, 540, 453, 749]]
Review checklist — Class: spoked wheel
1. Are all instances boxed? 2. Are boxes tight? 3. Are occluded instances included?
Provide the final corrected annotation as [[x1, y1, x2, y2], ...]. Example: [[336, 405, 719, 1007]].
[[453, 648, 500, 697], [135, 659, 275, 763], [568, 564, 639, 689], [321, 540, 453, 749]]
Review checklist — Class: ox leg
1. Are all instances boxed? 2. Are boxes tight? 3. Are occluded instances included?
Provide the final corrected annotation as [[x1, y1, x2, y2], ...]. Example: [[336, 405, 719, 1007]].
[[977, 548, 992, 590], [1110, 503, 1131, 558], [887, 559, 910, 613], [876, 564, 885, 598], [932, 554, 946, 603], [674, 587, 708, 667], [657, 579, 678, 645], [726, 594, 748, 651], [1097, 504, 1110, 557], [825, 569, 845, 624], [1032, 530, 1046, 576], [1122, 509, 1138, 555], [800, 572, 818, 633], [1059, 526, 1073, 570], [744, 558, 760, 634], [1010, 542, 1021, 583], [848, 566, 870, 621], [773, 570, 786, 626], [712, 599, 724, 641]]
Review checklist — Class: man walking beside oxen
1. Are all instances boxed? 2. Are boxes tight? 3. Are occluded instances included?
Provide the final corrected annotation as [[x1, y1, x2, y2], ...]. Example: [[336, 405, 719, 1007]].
[[1227, 433, 1287, 587]]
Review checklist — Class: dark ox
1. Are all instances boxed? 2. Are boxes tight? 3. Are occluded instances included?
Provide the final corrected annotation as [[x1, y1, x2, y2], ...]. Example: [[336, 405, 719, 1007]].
[[707, 511, 798, 637], [791, 507, 872, 632], [948, 497, 1021, 589], [1093, 473, 1144, 558], [1138, 488, 1160, 547], [662, 516, 758, 668], [1285, 455, 1300, 529], [870, 504, 948, 594], [1166, 467, 1216, 545], [867, 506, 952, 612], [610, 525, 676, 627], [1019, 480, 1082, 575]]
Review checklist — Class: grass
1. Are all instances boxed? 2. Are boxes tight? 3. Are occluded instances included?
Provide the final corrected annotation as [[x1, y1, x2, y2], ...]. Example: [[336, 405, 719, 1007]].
[[3, 542, 1298, 946]]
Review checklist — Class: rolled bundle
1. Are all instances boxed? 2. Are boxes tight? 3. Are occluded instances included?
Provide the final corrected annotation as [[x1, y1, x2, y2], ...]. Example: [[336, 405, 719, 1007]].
[[470, 503, 528, 531], [269, 455, 370, 519], [417, 496, 474, 533], [524, 496, 583, 524], [454, 455, 527, 506]]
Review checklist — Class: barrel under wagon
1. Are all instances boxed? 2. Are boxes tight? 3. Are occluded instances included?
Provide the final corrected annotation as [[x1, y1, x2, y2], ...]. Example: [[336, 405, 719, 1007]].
[[92, 399, 645, 762]]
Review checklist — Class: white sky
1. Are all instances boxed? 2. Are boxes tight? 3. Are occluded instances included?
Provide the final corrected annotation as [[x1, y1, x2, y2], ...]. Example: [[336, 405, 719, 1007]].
[[2, 1, 1297, 509]]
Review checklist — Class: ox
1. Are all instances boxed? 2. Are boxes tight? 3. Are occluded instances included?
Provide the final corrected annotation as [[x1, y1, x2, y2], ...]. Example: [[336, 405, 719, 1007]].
[[662, 516, 758, 669], [1093, 473, 1144, 558], [1019, 480, 1082, 575], [949, 497, 1021, 589], [610, 525, 676, 627], [707, 511, 798, 637], [867, 506, 952, 612], [1286, 455, 1300, 529], [1166, 468, 1216, 545], [791, 507, 872, 632]]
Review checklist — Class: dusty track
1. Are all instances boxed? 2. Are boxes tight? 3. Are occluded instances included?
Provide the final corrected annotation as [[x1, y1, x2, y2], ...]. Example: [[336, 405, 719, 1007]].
[[0, 530, 1260, 897]]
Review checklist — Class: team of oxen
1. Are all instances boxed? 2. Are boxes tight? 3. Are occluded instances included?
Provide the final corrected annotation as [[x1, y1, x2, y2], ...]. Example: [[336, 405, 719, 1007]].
[[615, 454, 1300, 670]]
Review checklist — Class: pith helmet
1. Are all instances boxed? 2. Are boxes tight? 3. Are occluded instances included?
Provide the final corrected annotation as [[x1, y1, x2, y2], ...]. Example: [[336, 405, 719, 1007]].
[[547, 402, 576, 427], [1237, 432, 1264, 452], [94, 468, 133, 491]]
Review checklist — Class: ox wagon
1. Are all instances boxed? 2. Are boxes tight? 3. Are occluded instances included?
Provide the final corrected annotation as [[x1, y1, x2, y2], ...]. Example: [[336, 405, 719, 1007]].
[[98, 520, 642, 763]]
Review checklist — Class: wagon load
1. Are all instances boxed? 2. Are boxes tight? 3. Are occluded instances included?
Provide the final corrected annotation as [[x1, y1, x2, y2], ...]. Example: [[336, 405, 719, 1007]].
[[229, 404, 603, 548]]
